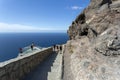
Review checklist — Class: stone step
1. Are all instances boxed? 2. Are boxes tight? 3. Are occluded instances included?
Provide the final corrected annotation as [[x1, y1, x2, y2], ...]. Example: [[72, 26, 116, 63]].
[[53, 63, 62, 66], [55, 59, 62, 62], [51, 65, 60, 69], [55, 56, 62, 59], [51, 68, 61, 74], [54, 60, 62, 63], [47, 72, 61, 80], [55, 57, 62, 60], [51, 64, 62, 69], [53, 60, 62, 64], [54, 59, 62, 61], [50, 68, 61, 73], [47, 53, 63, 80], [54, 62, 62, 65]]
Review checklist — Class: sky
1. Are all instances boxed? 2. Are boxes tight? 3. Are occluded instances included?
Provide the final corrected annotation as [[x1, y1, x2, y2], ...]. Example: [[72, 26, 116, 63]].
[[0, 0, 90, 33]]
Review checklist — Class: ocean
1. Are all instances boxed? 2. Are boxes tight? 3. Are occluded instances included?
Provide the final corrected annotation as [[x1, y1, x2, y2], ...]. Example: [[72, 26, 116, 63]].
[[0, 33, 69, 62]]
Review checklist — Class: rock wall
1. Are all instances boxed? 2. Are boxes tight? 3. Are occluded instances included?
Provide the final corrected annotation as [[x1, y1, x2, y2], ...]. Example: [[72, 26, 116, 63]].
[[68, 0, 120, 40], [65, 0, 120, 80], [0, 47, 53, 80]]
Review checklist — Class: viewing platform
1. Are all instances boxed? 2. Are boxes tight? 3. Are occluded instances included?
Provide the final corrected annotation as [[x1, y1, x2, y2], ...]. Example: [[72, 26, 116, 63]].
[[18, 46, 44, 56]]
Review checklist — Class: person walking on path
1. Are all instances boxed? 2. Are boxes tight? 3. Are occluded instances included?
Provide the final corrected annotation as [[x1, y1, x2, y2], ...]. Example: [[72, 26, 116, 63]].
[[53, 44, 56, 52], [60, 45, 62, 54], [31, 42, 34, 50], [19, 48, 23, 53], [56, 45, 59, 53]]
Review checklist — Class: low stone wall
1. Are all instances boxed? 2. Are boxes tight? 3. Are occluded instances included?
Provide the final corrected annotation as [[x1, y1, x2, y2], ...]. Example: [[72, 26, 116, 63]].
[[0, 47, 53, 80]]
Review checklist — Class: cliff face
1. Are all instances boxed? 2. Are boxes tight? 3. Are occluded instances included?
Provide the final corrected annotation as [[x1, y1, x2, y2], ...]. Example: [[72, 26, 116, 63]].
[[68, 0, 120, 40], [65, 0, 120, 80]]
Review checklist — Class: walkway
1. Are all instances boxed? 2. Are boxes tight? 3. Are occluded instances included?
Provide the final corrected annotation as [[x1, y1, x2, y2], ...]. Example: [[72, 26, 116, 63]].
[[47, 52, 63, 80], [22, 52, 57, 80], [63, 49, 73, 80]]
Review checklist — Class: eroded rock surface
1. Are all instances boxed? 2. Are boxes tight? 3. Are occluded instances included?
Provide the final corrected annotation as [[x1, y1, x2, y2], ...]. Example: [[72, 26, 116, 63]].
[[65, 0, 120, 80], [68, 0, 120, 40]]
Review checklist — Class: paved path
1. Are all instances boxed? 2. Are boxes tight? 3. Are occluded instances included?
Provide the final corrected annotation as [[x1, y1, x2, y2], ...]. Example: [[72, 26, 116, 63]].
[[63, 50, 73, 80], [47, 52, 63, 80], [22, 52, 57, 80]]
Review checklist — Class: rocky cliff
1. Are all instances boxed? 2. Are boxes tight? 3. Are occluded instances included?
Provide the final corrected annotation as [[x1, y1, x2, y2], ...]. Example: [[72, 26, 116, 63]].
[[68, 0, 120, 40], [65, 0, 120, 80]]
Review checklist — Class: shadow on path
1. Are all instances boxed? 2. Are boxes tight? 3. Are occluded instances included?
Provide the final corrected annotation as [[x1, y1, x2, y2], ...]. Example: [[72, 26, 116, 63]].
[[22, 52, 57, 80]]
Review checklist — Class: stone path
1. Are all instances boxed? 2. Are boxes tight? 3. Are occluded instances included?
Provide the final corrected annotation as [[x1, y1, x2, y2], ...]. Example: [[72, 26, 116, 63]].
[[47, 52, 63, 80], [22, 52, 63, 80], [22, 52, 57, 80], [63, 50, 73, 80]]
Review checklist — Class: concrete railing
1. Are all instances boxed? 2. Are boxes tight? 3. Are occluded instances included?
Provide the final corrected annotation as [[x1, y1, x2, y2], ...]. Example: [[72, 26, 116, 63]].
[[0, 47, 53, 80]]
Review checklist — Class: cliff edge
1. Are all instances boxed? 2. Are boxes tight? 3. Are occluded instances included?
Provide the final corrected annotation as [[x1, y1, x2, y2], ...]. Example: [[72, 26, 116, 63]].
[[64, 0, 120, 80]]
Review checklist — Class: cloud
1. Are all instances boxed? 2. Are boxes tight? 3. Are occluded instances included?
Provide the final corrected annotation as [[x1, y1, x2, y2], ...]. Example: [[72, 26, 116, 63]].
[[0, 22, 66, 33], [71, 6, 83, 10]]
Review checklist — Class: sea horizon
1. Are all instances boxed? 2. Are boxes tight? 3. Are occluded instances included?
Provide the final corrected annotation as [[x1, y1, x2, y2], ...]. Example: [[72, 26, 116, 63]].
[[0, 33, 69, 62]]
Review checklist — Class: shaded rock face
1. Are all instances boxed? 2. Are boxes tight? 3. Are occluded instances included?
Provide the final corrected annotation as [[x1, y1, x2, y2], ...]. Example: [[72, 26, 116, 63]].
[[66, 0, 120, 80]]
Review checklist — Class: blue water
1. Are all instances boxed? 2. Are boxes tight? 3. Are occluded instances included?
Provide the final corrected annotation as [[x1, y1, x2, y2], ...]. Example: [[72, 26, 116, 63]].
[[0, 33, 69, 62]]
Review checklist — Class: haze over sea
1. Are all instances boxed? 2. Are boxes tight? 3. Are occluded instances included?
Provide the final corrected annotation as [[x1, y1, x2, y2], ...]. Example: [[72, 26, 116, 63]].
[[0, 33, 69, 62]]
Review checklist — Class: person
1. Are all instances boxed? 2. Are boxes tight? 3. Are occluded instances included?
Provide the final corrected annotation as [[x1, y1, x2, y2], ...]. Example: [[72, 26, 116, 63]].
[[19, 48, 23, 53], [56, 45, 59, 53], [31, 42, 34, 50], [60, 45, 62, 54], [53, 44, 56, 51]]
